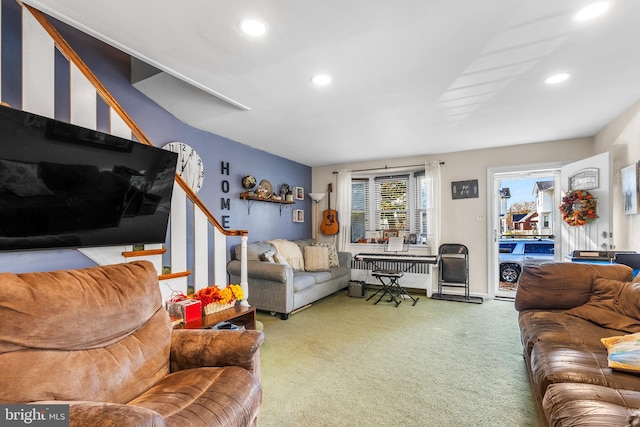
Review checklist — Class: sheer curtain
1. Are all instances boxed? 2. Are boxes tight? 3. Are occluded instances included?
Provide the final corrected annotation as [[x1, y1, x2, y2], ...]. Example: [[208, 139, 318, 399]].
[[425, 161, 441, 253], [335, 169, 352, 252]]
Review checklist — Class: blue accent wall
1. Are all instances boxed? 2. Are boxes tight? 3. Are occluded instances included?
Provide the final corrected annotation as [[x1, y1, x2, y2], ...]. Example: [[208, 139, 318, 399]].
[[0, 2, 312, 273]]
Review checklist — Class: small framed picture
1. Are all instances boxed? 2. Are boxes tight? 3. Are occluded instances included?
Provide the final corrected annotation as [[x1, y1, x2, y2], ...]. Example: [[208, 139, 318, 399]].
[[293, 209, 305, 222], [622, 163, 639, 215], [293, 187, 304, 200], [451, 179, 479, 199]]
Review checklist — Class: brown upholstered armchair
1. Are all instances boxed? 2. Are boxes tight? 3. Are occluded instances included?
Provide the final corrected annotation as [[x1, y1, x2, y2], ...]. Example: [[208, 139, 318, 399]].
[[0, 260, 264, 426]]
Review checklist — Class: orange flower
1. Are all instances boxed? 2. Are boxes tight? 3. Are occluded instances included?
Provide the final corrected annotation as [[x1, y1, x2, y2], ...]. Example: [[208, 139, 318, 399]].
[[189, 284, 244, 306]]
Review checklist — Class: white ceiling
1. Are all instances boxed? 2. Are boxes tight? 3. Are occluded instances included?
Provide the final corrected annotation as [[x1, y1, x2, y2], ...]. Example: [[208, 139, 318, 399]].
[[23, 0, 640, 167]]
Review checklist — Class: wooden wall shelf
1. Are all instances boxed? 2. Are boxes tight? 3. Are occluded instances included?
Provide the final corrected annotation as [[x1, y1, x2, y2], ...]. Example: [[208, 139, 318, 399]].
[[240, 192, 294, 215]]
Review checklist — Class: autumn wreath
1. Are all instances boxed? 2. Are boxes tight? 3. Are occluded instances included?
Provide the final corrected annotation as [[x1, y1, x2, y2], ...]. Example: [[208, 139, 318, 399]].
[[559, 190, 598, 226]]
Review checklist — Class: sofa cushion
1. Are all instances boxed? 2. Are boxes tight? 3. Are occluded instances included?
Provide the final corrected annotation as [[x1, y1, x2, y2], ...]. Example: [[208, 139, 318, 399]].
[[268, 239, 305, 270], [235, 241, 275, 262], [0, 261, 171, 404], [313, 242, 340, 267], [259, 249, 276, 263], [529, 340, 640, 399], [601, 333, 640, 373], [292, 274, 316, 292], [542, 383, 640, 427], [273, 253, 289, 266], [129, 366, 262, 427], [566, 277, 640, 333], [0, 261, 161, 352], [518, 310, 625, 356], [304, 245, 329, 271], [515, 263, 633, 311]]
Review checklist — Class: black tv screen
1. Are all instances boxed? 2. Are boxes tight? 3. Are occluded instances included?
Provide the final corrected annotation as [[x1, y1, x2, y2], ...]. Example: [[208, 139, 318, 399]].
[[0, 105, 178, 251]]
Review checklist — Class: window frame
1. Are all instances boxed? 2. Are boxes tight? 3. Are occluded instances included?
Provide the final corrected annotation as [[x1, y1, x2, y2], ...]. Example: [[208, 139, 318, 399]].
[[349, 170, 426, 244]]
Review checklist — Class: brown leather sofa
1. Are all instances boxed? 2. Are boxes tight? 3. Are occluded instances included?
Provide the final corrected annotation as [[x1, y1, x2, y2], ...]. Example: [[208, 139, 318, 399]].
[[515, 262, 640, 426], [0, 260, 264, 427]]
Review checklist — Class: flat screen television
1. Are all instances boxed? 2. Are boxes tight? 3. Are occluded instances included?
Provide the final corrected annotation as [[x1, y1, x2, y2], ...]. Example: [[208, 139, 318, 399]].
[[0, 105, 178, 251]]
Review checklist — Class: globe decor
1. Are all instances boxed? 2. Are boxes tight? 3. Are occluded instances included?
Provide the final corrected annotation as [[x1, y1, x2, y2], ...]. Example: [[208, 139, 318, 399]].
[[559, 190, 598, 227], [189, 284, 244, 315]]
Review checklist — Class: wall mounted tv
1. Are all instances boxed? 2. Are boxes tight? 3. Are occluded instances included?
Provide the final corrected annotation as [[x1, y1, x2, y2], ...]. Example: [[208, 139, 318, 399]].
[[0, 105, 178, 251]]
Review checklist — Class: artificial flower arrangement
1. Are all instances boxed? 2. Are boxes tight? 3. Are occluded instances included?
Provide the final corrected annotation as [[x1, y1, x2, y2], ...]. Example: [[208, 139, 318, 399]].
[[559, 189, 598, 227], [189, 284, 244, 315]]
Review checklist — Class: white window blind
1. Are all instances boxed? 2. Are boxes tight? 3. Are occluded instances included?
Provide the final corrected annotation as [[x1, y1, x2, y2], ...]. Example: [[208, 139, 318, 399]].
[[374, 175, 409, 230], [351, 178, 369, 242], [414, 171, 427, 236]]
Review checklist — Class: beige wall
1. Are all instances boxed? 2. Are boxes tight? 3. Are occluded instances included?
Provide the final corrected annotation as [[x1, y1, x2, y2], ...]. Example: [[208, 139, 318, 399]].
[[312, 137, 595, 297], [595, 100, 640, 251]]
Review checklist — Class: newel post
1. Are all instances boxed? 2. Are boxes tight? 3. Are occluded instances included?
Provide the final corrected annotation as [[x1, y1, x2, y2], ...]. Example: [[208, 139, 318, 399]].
[[240, 234, 249, 306]]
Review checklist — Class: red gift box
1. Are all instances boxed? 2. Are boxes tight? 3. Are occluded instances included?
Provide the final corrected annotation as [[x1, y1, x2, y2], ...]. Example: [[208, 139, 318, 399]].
[[167, 299, 202, 323]]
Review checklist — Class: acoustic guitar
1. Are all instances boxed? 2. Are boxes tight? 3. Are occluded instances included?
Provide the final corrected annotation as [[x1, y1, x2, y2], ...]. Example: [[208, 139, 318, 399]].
[[320, 183, 339, 235]]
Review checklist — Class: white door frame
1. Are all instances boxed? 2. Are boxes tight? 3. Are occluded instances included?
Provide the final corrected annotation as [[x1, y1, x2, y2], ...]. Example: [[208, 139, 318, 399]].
[[487, 162, 563, 299]]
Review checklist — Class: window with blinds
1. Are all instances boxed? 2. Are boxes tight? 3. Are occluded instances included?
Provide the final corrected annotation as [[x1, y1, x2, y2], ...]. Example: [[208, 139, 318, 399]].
[[351, 179, 369, 243], [414, 171, 427, 237], [374, 175, 409, 230], [350, 170, 427, 243]]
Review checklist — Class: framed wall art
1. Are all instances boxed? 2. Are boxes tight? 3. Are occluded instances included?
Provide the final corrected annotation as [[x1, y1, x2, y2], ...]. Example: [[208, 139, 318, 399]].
[[293, 187, 304, 200], [622, 163, 639, 215], [293, 209, 305, 222], [451, 179, 479, 200]]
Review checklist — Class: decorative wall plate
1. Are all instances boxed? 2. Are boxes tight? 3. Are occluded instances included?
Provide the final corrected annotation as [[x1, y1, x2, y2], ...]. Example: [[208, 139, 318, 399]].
[[259, 179, 273, 198]]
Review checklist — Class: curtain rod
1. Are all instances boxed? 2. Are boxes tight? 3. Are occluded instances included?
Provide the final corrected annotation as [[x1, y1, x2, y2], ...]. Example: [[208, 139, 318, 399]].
[[332, 161, 445, 174]]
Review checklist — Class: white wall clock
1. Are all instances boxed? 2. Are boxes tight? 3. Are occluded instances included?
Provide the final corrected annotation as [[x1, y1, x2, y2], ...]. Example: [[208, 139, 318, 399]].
[[162, 141, 204, 193]]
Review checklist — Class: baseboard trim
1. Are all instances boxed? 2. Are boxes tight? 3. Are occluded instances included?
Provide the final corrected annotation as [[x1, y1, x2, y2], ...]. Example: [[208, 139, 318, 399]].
[[431, 293, 484, 304]]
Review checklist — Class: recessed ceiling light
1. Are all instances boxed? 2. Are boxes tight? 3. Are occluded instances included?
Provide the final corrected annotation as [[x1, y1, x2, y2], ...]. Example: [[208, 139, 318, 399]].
[[239, 19, 266, 37], [544, 73, 571, 85], [311, 75, 332, 85], [573, 2, 611, 22]]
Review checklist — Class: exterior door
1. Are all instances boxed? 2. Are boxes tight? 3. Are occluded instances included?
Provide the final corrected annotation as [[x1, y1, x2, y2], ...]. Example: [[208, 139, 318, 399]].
[[559, 152, 611, 260], [488, 165, 561, 299]]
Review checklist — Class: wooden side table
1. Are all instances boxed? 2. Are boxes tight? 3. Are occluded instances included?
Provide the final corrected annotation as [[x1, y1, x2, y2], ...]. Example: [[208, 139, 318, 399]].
[[175, 305, 256, 330]]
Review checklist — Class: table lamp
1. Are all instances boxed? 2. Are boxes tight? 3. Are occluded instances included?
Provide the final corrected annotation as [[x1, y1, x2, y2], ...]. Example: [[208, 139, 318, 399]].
[[308, 192, 326, 240]]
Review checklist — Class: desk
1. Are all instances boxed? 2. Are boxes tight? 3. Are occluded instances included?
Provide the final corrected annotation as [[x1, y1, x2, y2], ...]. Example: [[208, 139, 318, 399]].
[[567, 250, 640, 277]]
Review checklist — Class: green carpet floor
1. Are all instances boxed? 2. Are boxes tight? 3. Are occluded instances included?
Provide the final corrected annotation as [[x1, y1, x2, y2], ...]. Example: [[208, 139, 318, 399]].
[[256, 290, 543, 427]]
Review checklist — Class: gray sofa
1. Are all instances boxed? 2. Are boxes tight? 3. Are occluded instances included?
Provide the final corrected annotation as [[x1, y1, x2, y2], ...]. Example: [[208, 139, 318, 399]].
[[227, 239, 351, 319]]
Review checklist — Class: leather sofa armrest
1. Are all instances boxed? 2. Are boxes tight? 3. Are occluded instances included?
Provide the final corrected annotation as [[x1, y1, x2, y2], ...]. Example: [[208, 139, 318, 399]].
[[170, 329, 264, 374], [35, 401, 163, 427], [338, 251, 352, 269], [227, 259, 291, 283]]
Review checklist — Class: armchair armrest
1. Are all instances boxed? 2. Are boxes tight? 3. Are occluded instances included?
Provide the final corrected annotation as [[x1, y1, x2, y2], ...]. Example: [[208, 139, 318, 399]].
[[227, 259, 291, 283], [170, 329, 264, 374], [36, 401, 163, 427], [338, 251, 352, 270]]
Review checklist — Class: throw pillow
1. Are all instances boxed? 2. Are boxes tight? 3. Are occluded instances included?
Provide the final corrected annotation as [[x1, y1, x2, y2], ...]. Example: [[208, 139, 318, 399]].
[[313, 242, 339, 268], [601, 333, 640, 372], [259, 250, 276, 263], [273, 253, 290, 266], [268, 239, 305, 270], [304, 246, 329, 271], [565, 277, 640, 333]]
